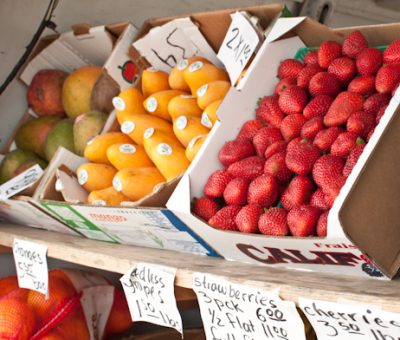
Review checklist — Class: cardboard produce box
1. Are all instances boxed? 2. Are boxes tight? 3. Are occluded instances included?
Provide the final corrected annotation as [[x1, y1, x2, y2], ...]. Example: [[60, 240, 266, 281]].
[[167, 16, 400, 279]]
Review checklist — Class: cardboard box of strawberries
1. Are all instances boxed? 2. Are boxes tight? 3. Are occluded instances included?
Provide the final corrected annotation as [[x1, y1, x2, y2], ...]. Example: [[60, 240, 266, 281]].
[[168, 16, 400, 279]]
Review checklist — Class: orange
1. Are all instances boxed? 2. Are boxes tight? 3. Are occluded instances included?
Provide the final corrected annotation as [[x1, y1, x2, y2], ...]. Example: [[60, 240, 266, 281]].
[[88, 186, 131, 206], [113, 87, 147, 123], [55, 306, 90, 340], [39, 331, 66, 340], [167, 94, 202, 120], [173, 115, 210, 147], [77, 163, 117, 192], [185, 135, 207, 161], [143, 90, 187, 121], [141, 67, 170, 97], [105, 288, 132, 335], [106, 143, 153, 170], [0, 276, 28, 301], [196, 80, 230, 110]]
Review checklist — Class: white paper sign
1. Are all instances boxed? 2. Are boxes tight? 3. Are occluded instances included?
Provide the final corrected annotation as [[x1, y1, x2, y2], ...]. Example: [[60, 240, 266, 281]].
[[13, 239, 48, 296], [217, 12, 261, 84], [299, 298, 400, 339], [193, 273, 306, 340], [120, 263, 183, 334]]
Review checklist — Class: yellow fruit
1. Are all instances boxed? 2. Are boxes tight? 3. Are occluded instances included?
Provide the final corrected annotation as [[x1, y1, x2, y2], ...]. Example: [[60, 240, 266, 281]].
[[185, 135, 207, 161], [196, 80, 230, 110], [106, 143, 153, 170], [77, 163, 117, 192], [201, 99, 222, 128], [113, 87, 146, 123], [113, 167, 165, 201], [141, 67, 170, 97], [143, 90, 186, 121], [143, 128, 183, 156], [84, 132, 132, 164], [88, 186, 131, 206], [173, 116, 210, 147], [183, 62, 229, 95], [167, 94, 202, 120]]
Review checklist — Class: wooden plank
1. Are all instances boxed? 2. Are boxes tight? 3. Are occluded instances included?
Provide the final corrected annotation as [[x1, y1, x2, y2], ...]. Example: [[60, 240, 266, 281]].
[[0, 223, 399, 313]]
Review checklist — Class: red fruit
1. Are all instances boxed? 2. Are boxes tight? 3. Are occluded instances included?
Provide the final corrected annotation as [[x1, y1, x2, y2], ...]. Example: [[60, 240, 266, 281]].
[[328, 57, 356, 85], [285, 138, 321, 175], [247, 175, 279, 207], [313, 127, 343, 152], [342, 30, 368, 59], [318, 41, 342, 69], [278, 86, 308, 115], [277, 59, 304, 79], [235, 204, 263, 234], [356, 48, 383, 76], [312, 155, 344, 188], [281, 175, 314, 210], [258, 208, 289, 236], [324, 91, 364, 126], [346, 111, 374, 138], [304, 51, 318, 65], [256, 96, 284, 128], [297, 64, 323, 89], [264, 140, 287, 159], [300, 116, 324, 140], [375, 63, 400, 93], [303, 95, 333, 119], [383, 38, 400, 64], [237, 119, 264, 140], [331, 132, 362, 157], [376, 104, 388, 124], [322, 176, 346, 205], [347, 75, 375, 96], [287, 205, 321, 237], [392, 82, 400, 97], [218, 139, 255, 166], [204, 169, 233, 198], [308, 72, 341, 97], [223, 177, 250, 205], [274, 78, 296, 96], [310, 189, 330, 211], [227, 156, 264, 180], [192, 197, 220, 221], [208, 205, 241, 231], [363, 93, 390, 115], [253, 127, 282, 157], [280, 114, 306, 141], [343, 144, 366, 177], [264, 152, 293, 183], [367, 128, 375, 141], [317, 211, 328, 237]]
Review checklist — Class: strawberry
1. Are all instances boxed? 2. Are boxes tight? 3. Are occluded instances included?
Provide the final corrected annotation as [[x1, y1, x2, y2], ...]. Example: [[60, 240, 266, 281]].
[[235, 204, 263, 234], [346, 111, 374, 138], [287, 205, 321, 237], [247, 175, 279, 207], [256, 96, 284, 128], [367, 128, 375, 141], [383, 38, 400, 64], [192, 197, 220, 221], [316, 211, 328, 237], [304, 50, 318, 65], [310, 189, 330, 211], [264, 140, 287, 159], [204, 169, 233, 198], [375, 63, 400, 93], [277, 58, 304, 79], [253, 127, 282, 157], [258, 208, 289, 236], [347, 75, 376, 96], [313, 127, 344, 152], [223, 177, 250, 205], [324, 91, 364, 126], [331, 132, 363, 158], [318, 41, 342, 69], [303, 95, 333, 119], [342, 30, 368, 59], [237, 119, 264, 140], [312, 155, 344, 188], [392, 82, 400, 97], [322, 176, 346, 205], [274, 78, 296, 96], [343, 144, 365, 177], [297, 64, 323, 89], [280, 114, 307, 141], [301, 116, 324, 140], [309, 72, 341, 97], [227, 156, 264, 180], [285, 138, 321, 175], [363, 93, 390, 115], [328, 57, 356, 85], [278, 86, 308, 115], [264, 152, 293, 183], [356, 47, 383, 76], [218, 139, 255, 166], [281, 175, 314, 210], [208, 205, 241, 231], [376, 104, 388, 124]]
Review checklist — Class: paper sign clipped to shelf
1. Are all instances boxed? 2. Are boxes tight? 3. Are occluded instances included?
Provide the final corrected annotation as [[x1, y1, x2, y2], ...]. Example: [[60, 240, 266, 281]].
[[217, 12, 261, 84], [299, 297, 400, 339], [120, 263, 183, 334], [13, 239, 48, 296], [193, 273, 306, 340]]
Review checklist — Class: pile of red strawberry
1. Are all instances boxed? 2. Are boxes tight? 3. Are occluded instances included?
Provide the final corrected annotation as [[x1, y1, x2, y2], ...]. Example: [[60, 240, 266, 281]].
[[192, 31, 400, 238]]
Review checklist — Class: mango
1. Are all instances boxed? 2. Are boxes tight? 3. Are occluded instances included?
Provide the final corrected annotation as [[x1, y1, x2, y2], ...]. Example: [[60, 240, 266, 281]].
[[91, 73, 120, 113], [143, 128, 183, 156], [173, 115, 210, 147], [141, 67, 170, 97], [201, 99, 222, 128], [114, 87, 147, 124], [169, 57, 211, 92], [44, 119, 75, 161], [106, 143, 153, 170], [84, 132, 132, 165], [62, 66, 102, 119], [88, 186, 131, 206], [167, 95, 202, 120], [143, 90, 186, 121], [185, 135, 207, 161], [77, 163, 117, 192], [196, 80, 230, 110]]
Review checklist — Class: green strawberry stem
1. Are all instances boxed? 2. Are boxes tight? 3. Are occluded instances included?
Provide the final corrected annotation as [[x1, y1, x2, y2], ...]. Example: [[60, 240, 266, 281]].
[[356, 137, 365, 145]]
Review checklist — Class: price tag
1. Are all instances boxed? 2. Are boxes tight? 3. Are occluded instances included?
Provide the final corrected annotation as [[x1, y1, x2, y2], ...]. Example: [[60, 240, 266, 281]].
[[217, 12, 261, 84], [13, 239, 48, 297], [120, 263, 183, 334], [299, 297, 400, 339], [193, 273, 305, 340]]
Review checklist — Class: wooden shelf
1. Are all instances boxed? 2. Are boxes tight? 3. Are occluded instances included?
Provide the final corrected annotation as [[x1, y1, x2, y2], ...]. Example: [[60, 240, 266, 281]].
[[1, 223, 399, 313]]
